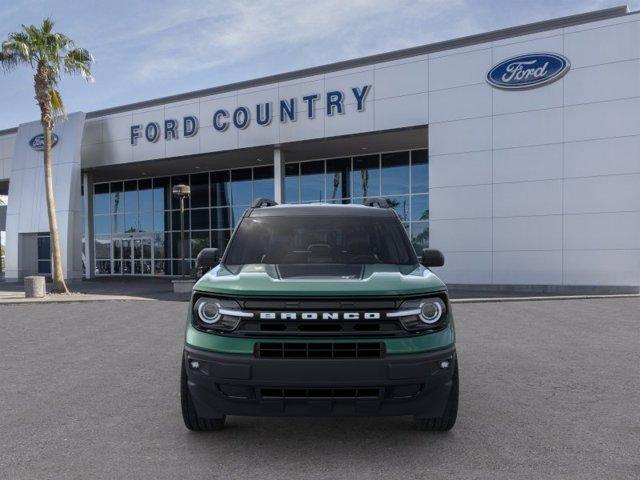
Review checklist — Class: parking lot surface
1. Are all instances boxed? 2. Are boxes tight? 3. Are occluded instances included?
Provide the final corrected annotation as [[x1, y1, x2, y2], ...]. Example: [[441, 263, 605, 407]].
[[1, 297, 638, 479]]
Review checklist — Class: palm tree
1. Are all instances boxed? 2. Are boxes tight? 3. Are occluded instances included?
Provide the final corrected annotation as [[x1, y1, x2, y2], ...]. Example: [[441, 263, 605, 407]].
[[0, 18, 93, 293]]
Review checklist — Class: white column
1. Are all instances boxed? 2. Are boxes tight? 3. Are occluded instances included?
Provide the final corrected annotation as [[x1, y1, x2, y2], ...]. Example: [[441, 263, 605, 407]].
[[273, 147, 286, 204], [82, 172, 93, 279]]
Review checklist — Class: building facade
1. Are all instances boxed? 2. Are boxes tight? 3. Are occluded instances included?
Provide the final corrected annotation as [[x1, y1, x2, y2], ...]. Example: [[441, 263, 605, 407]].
[[0, 6, 639, 290]]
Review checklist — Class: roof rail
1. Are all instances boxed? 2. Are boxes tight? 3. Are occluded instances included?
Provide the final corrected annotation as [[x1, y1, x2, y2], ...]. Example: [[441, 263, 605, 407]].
[[252, 197, 278, 208], [363, 197, 390, 208]]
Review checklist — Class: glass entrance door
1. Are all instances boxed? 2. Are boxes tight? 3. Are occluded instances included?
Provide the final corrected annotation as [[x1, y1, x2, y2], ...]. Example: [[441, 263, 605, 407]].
[[112, 236, 153, 275]]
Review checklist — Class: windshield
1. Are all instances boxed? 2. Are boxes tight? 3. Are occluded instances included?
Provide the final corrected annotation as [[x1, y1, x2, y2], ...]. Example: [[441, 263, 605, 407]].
[[223, 215, 417, 268]]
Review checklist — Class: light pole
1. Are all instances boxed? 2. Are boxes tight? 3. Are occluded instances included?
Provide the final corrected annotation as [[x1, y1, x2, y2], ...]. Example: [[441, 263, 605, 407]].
[[172, 184, 191, 278]]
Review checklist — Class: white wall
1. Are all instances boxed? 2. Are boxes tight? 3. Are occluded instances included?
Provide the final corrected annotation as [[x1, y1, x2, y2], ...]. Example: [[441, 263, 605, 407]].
[[0, 133, 16, 181], [428, 14, 640, 287]]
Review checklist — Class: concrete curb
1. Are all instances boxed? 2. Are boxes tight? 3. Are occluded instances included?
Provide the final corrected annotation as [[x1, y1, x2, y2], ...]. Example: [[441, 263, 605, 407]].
[[450, 294, 640, 304], [0, 294, 152, 305]]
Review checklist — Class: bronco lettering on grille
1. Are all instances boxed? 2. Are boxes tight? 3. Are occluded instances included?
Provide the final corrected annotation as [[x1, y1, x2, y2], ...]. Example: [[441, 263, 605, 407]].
[[258, 312, 381, 320]]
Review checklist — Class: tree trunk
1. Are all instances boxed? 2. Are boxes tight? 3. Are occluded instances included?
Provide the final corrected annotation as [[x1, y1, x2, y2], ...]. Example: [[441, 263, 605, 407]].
[[35, 65, 68, 294]]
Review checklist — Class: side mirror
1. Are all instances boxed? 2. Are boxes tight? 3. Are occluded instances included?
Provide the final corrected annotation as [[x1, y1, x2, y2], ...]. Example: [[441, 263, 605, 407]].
[[420, 248, 445, 268], [196, 248, 220, 277]]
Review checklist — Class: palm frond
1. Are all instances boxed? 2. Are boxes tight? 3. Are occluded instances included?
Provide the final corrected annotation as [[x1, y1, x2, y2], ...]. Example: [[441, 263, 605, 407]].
[[50, 88, 64, 116], [64, 47, 94, 81]]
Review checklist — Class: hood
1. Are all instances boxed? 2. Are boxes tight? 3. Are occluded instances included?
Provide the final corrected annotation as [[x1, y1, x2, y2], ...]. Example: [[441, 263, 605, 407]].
[[193, 264, 446, 297]]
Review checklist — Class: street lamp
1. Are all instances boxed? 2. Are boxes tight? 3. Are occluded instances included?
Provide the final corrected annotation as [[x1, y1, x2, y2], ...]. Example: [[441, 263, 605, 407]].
[[172, 184, 191, 278]]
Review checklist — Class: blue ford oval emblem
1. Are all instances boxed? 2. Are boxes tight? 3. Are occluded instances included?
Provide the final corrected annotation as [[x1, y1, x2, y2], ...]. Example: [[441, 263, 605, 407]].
[[29, 133, 59, 151], [487, 53, 570, 90]]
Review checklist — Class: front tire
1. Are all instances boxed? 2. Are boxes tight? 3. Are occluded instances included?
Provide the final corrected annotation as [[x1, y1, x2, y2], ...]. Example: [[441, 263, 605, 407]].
[[181, 363, 226, 431], [414, 360, 458, 431]]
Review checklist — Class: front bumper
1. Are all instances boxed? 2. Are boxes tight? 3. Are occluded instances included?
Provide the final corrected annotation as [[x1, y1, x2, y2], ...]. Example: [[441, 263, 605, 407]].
[[184, 344, 456, 418]]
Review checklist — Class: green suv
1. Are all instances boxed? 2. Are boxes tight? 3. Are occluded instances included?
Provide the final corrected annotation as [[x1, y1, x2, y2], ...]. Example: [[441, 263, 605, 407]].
[[181, 198, 458, 431]]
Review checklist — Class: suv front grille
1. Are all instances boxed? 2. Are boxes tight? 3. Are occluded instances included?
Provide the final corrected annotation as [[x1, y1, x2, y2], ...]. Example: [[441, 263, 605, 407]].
[[255, 342, 384, 359], [260, 387, 383, 399]]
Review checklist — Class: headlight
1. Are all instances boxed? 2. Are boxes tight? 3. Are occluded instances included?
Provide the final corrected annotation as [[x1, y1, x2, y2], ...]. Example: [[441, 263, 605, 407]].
[[195, 298, 221, 324], [192, 296, 251, 332], [419, 298, 445, 324], [389, 295, 448, 331]]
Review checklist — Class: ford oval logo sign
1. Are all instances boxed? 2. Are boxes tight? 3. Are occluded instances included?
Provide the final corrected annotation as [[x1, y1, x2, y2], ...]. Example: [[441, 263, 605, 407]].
[[29, 133, 59, 151], [487, 53, 570, 90]]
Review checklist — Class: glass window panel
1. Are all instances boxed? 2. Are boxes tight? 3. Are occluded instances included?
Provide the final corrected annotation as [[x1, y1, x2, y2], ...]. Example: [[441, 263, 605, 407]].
[[96, 260, 111, 275], [113, 261, 122, 275], [411, 221, 429, 252], [94, 215, 110, 235], [284, 163, 299, 203], [122, 239, 132, 259], [191, 208, 209, 230], [94, 183, 110, 214], [211, 171, 231, 208], [171, 175, 190, 209], [411, 194, 429, 221], [142, 260, 152, 275], [153, 211, 168, 232], [112, 238, 122, 260], [38, 260, 52, 275], [123, 260, 132, 274], [172, 210, 190, 231], [134, 261, 142, 275], [138, 179, 153, 212], [95, 236, 110, 259], [139, 213, 153, 232], [190, 231, 209, 258], [124, 213, 138, 233], [172, 259, 190, 277], [172, 232, 189, 258], [154, 260, 168, 275], [190, 173, 209, 208], [153, 233, 167, 259], [124, 180, 138, 212], [253, 166, 274, 199], [153, 177, 170, 212], [300, 160, 325, 202], [111, 182, 123, 215], [36, 235, 50, 260], [326, 158, 351, 202], [231, 168, 252, 206], [385, 196, 409, 221], [211, 207, 231, 230], [411, 149, 429, 193], [112, 214, 124, 234], [353, 155, 380, 198], [381, 151, 410, 195], [211, 230, 231, 250]]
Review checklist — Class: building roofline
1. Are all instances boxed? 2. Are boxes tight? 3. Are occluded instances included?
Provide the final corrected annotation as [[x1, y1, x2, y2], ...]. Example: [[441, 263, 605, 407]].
[[0, 5, 630, 136]]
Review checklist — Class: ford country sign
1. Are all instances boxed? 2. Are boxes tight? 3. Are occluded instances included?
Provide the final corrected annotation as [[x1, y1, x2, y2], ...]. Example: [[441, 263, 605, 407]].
[[29, 133, 59, 151], [487, 53, 570, 90]]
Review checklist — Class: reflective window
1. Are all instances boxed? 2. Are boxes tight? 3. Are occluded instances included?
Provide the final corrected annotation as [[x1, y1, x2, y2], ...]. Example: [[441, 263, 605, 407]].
[[284, 163, 299, 203], [411, 222, 429, 253], [253, 166, 274, 199], [411, 150, 428, 193], [94, 215, 110, 235], [153, 177, 170, 211], [326, 158, 350, 202], [353, 155, 380, 198], [211, 171, 230, 208], [211, 207, 231, 230], [385, 195, 409, 221], [381, 152, 409, 195], [190, 173, 209, 208], [190, 231, 209, 258], [94, 184, 110, 214], [300, 160, 324, 202], [124, 180, 138, 212], [411, 194, 429, 221], [111, 182, 123, 215], [191, 209, 209, 230], [231, 169, 252, 206]]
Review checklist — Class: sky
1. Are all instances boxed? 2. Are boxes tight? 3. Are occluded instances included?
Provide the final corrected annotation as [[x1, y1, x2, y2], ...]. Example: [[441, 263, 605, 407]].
[[0, 0, 638, 130]]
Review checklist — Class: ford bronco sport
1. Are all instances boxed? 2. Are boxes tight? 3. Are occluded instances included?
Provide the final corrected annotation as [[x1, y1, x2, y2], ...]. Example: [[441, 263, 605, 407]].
[[181, 198, 457, 431]]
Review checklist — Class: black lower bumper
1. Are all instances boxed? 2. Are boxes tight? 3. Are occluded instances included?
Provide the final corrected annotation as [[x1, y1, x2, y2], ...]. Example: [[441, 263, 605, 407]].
[[183, 345, 456, 418]]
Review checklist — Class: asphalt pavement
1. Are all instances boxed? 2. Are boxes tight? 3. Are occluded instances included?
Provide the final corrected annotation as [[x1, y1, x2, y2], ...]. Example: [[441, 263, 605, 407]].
[[0, 297, 638, 479]]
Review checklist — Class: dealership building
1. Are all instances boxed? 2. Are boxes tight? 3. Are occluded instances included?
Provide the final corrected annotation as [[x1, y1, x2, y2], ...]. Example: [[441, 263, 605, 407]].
[[0, 6, 639, 291]]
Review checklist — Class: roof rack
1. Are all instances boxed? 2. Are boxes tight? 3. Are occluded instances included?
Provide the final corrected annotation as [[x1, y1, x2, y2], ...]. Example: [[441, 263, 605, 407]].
[[363, 197, 390, 208], [251, 198, 278, 208]]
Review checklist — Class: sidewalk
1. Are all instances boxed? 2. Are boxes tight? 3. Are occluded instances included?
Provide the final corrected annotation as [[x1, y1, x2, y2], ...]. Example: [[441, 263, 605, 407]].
[[0, 277, 189, 304]]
